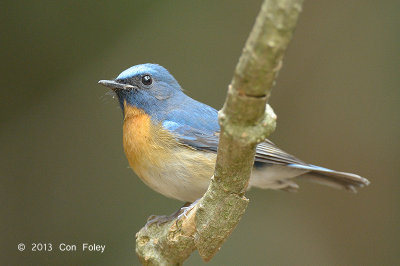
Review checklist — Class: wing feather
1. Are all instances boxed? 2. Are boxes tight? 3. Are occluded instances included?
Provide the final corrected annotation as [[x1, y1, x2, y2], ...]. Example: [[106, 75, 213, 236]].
[[163, 120, 305, 166]]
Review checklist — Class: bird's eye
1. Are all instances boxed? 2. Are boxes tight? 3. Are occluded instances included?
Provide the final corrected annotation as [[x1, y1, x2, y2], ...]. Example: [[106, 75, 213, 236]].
[[141, 75, 152, 86]]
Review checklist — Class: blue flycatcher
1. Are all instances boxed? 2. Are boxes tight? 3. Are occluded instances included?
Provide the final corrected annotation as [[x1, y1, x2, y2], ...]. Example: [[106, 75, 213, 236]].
[[99, 64, 369, 204]]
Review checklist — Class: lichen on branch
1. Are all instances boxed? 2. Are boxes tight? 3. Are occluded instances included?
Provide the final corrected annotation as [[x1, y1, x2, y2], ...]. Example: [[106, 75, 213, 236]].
[[135, 0, 304, 264]]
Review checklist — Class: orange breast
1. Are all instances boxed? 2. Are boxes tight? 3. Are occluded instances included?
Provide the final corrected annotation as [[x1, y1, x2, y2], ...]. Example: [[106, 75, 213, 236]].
[[121, 102, 218, 202], [122, 103, 176, 179]]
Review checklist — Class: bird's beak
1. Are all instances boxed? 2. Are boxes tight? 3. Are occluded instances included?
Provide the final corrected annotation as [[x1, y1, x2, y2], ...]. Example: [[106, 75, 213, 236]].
[[98, 80, 136, 91]]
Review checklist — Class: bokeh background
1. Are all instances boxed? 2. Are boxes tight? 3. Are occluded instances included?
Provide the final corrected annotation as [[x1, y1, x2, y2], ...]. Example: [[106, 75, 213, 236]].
[[1, 0, 399, 265]]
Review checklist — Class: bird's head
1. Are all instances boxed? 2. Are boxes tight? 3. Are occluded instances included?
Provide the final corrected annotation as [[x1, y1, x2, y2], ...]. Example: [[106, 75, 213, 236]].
[[99, 64, 184, 120]]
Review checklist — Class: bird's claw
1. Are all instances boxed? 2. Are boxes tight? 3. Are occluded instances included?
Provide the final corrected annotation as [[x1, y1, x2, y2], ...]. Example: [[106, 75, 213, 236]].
[[144, 200, 199, 229], [145, 214, 176, 229]]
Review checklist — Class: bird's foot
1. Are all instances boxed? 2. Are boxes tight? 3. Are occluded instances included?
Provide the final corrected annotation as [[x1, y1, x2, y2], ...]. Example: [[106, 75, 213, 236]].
[[176, 199, 199, 220], [145, 213, 178, 228], [145, 199, 199, 229]]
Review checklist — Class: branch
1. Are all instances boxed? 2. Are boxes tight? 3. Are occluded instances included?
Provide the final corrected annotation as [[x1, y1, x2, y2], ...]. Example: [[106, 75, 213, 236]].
[[135, 0, 304, 264]]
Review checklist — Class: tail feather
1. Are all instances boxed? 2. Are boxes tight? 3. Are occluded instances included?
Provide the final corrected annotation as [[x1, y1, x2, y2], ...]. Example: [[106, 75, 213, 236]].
[[288, 164, 370, 193]]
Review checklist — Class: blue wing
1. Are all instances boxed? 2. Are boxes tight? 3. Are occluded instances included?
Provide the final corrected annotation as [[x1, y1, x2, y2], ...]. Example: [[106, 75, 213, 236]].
[[162, 101, 220, 151], [161, 101, 307, 165], [161, 103, 369, 191]]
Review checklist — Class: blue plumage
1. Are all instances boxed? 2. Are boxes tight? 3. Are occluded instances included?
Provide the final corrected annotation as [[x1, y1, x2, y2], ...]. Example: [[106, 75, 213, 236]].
[[99, 63, 370, 201], [117, 64, 181, 89]]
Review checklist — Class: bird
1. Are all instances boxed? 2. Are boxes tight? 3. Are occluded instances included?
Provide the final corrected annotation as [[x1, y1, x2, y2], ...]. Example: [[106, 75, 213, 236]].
[[99, 63, 370, 204]]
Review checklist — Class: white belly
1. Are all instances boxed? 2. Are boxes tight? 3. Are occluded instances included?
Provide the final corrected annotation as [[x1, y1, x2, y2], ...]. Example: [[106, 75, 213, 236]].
[[135, 148, 216, 202]]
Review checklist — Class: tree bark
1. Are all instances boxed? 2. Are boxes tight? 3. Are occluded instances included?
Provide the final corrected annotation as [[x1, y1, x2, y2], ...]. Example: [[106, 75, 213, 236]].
[[135, 0, 304, 264]]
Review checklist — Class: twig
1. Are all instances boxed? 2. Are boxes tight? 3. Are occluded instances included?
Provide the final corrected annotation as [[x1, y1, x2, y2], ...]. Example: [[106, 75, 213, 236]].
[[135, 0, 304, 264]]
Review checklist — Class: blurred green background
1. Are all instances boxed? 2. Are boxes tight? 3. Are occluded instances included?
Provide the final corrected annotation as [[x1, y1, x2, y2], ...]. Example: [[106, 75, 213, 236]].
[[1, 0, 399, 265]]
